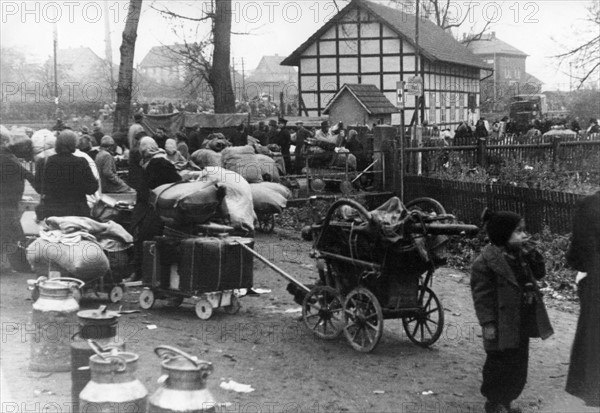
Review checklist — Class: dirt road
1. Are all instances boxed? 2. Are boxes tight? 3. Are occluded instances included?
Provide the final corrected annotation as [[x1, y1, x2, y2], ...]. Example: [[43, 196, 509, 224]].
[[0, 230, 596, 413]]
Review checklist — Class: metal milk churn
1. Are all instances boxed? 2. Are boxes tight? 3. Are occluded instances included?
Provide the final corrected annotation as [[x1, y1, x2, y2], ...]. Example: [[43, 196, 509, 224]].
[[79, 345, 148, 412], [29, 277, 84, 372], [148, 345, 217, 413], [71, 306, 126, 413]]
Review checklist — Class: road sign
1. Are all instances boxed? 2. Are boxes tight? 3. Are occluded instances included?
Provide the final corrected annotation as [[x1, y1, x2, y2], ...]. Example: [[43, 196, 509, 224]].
[[405, 76, 423, 96], [396, 81, 405, 109]]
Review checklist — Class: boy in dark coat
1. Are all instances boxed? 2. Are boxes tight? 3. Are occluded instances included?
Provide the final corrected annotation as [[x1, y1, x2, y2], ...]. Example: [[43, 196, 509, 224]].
[[565, 191, 600, 407], [471, 210, 554, 413]]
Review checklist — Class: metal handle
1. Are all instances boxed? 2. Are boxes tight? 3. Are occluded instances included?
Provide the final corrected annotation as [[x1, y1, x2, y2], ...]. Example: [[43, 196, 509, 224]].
[[43, 277, 86, 289], [154, 345, 210, 372], [87, 340, 127, 372]]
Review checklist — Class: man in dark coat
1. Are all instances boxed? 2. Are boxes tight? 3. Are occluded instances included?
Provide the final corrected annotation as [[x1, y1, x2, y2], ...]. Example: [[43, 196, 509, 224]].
[[566, 191, 600, 407], [188, 123, 204, 154], [275, 118, 292, 174], [294, 120, 312, 174]]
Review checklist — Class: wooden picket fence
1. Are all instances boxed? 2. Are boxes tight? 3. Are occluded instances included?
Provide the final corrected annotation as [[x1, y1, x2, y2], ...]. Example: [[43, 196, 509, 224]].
[[403, 176, 585, 234]]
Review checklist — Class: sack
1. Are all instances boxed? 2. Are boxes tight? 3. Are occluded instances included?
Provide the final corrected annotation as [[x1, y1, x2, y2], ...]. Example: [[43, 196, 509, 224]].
[[254, 154, 280, 183], [91, 199, 121, 223], [190, 149, 222, 168], [151, 180, 221, 225], [8, 131, 32, 160], [31, 129, 56, 156], [250, 183, 288, 214], [221, 147, 264, 183]]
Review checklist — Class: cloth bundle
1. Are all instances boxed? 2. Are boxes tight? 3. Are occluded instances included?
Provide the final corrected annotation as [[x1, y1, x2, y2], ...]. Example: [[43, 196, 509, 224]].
[[250, 182, 291, 214]]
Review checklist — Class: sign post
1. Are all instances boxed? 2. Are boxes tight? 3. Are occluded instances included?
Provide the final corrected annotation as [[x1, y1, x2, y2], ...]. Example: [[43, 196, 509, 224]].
[[396, 81, 405, 199], [405, 76, 423, 176]]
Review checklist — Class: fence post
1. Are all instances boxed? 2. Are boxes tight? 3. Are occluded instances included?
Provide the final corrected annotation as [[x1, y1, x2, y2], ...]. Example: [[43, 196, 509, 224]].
[[551, 136, 561, 165], [477, 138, 487, 167]]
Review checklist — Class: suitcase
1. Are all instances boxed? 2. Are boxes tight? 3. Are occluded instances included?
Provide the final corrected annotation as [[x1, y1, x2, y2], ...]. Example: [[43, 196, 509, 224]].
[[177, 236, 254, 293]]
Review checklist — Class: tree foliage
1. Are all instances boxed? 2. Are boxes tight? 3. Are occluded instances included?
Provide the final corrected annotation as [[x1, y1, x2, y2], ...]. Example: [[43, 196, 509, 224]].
[[555, 1, 600, 89]]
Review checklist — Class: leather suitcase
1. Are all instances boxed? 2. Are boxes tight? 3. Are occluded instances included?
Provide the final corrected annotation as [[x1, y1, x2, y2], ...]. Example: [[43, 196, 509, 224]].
[[177, 236, 254, 293]]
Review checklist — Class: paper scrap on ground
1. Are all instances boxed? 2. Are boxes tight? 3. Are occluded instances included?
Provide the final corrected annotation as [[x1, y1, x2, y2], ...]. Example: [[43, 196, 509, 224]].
[[421, 390, 434, 395], [146, 324, 157, 330], [253, 288, 272, 294], [373, 390, 385, 394], [284, 308, 302, 313], [220, 380, 255, 393]]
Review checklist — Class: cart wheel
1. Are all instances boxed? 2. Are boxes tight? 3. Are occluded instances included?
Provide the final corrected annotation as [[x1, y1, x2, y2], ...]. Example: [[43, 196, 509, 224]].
[[402, 286, 444, 347], [343, 288, 384, 353], [339, 180, 353, 195], [222, 295, 241, 315], [302, 286, 344, 340], [139, 288, 155, 310], [405, 197, 446, 215], [258, 214, 275, 233], [195, 298, 213, 320], [109, 285, 124, 303], [164, 296, 184, 308]]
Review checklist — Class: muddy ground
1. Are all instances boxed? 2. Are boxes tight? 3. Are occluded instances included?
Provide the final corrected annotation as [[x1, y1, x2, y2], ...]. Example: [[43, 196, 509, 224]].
[[0, 229, 597, 413]]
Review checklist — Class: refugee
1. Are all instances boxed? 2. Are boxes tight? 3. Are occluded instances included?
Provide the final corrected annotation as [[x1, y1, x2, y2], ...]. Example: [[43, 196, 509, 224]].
[[77, 134, 98, 160], [346, 129, 368, 171], [586, 118, 599, 134], [253, 121, 268, 147], [0, 126, 36, 272], [74, 135, 102, 209], [33, 130, 99, 220], [91, 121, 104, 146], [128, 130, 147, 191], [164, 138, 186, 164], [128, 112, 145, 150], [475, 119, 489, 139], [470, 210, 554, 413], [275, 118, 292, 173], [525, 122, 541, 140], [565, 191, 600, 407], [266, 119, 279, 146], [153, 127, 169, 149], [95, 136, 134, 194], [294, 120, 312, 174], [454, 121, 473, 145], [315, 120, 335, 145], [175, 132, 190, 160], [128, 137, 181, 282], [188, 123, 204, 154]]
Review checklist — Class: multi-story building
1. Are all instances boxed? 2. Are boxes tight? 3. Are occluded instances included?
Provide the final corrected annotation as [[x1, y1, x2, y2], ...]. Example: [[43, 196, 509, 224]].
[[281, 0, 490, 129]]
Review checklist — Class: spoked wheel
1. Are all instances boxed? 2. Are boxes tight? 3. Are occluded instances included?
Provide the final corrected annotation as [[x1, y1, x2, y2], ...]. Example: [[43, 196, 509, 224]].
[[195, 298, 213, 320], [222, 295, 241, 315], [343, 288, 384, 352], [164, 296, 184, 308], [405, 197, 446, 216], [109, 285, 124, 303], [402, 286, 444, 347], [258, 214, 275, 233], [302, 286, 344, 340], [139, 288, 155, 310]]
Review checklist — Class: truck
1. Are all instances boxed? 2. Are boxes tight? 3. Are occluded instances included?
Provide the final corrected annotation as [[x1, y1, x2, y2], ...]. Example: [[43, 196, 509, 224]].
[[509, 94, 548, 133]]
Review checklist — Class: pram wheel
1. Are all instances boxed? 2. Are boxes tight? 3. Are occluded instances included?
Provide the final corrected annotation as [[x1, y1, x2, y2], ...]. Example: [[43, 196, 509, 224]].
[[343, 287, 383, 353], [109, 285, 124, 303], [139, 288, 155, 309], [402, 286, 444, 347], [302, 286, 344, 340], [195, 298, 213, 320], [258, 214, 275, 233]]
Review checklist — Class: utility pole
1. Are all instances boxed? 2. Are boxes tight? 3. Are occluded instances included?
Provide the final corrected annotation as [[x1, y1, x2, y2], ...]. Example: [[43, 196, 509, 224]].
[[414, 0, 422, 175], [53, 23, 59, 118], [232, 57, 237, 101], [104, 1, 115, 101], [241, 57, 246, 100]]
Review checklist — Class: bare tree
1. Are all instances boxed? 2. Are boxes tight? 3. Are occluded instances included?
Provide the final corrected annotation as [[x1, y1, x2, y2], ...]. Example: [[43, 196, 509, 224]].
[[555, 1, 600, 89], [151, 0, 235, 113], [113, 0, 143, 133]]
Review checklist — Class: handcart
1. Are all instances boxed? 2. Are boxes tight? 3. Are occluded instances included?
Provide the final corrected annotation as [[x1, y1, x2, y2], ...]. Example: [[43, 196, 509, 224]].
[[138, 223, 254, 320], [237, 197, 479, 352]]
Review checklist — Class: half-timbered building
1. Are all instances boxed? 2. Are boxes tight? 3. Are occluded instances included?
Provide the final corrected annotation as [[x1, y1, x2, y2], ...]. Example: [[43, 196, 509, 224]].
[[281, 0, 491, 130]]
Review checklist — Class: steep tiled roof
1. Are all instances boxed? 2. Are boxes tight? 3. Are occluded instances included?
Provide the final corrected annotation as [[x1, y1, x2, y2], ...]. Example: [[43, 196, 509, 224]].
[[323, 84, 397, 115], [139, 45, 185, 68], [57, 47, 104, 65], [254, 56, 297, 76], [282, 0, 489, 70], [466, 35, 528, 57]]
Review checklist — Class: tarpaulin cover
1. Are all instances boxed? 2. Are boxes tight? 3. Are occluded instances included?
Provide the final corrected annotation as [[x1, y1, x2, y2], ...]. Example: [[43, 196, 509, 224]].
[[142, 112, 250, 136]]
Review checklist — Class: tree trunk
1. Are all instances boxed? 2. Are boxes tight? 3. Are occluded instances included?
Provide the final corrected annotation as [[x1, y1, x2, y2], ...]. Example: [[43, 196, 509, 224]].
[[210, 0, 235, 113], [113, 0, 143, 133]]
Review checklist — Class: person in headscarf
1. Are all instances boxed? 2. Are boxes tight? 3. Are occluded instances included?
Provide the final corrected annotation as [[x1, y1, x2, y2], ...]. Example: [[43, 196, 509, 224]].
[[95, 136, 134, 194], [164, 138, 186, 164], [33, 130, 98, 219], [128, 137, 181, 282], [1, 126, 36, 272]]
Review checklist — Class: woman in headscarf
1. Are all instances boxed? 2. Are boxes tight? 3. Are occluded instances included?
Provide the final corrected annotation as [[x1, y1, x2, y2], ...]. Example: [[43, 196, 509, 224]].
[[164, 138, 186, 164], [128, 137, 181, 282], [33, 130, 98, 219]]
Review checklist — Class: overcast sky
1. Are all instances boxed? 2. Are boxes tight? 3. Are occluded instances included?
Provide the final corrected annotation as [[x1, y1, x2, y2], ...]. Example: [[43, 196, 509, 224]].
[[1, 0, 594, 90]]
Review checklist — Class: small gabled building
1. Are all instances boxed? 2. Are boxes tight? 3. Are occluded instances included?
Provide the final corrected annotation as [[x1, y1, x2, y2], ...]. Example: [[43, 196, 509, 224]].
[[281, 0, 490, 129], [323, 83, 397, 126]]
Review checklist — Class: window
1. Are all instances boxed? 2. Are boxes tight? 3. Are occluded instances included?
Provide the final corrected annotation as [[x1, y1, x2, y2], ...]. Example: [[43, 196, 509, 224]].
[[504, 68, 512, 79]]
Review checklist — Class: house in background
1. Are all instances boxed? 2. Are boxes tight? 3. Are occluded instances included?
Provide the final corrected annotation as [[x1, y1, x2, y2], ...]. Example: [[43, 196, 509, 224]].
[[323, 83, 397, 126], [244, 55, 297, 101], [465, 32, 543, 112], [281, 0, 490, 130]]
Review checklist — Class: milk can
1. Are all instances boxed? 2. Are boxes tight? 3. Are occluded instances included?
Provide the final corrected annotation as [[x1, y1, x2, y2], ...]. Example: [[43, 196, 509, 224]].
[[79, 345, 148, 412], [148, 345, 217, 413], [30, 277, 84, 372], [71, 306, 126, 413]]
